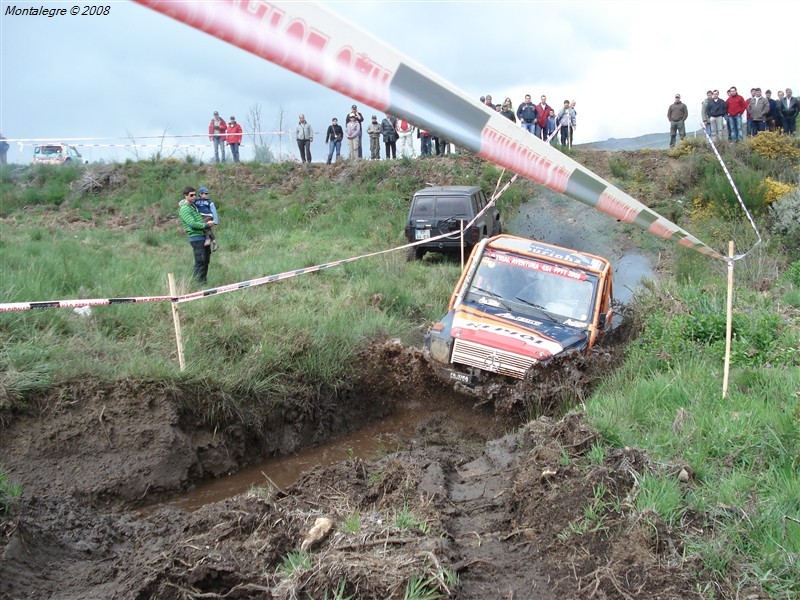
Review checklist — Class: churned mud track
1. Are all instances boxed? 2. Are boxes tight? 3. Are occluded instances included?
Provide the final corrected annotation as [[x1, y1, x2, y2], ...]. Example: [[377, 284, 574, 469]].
[[1, 413, 708, 599]]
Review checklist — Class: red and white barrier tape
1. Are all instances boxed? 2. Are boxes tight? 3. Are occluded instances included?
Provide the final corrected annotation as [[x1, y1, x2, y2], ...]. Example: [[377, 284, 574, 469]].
[[131, 0, 724, 261], [699, 122, 762, 262], [0, 219, 487, 313]]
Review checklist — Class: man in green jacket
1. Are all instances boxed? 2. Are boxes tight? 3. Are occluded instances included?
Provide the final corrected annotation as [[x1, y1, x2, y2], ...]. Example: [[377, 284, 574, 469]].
[[179, 186, 214, 284], [667, 94, 688, 148]]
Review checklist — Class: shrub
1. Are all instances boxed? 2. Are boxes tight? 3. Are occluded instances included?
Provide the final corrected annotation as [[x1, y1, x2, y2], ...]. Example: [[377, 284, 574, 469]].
[[608, 157, 629, 179], [667, 136, 707, 158], [746, 131, 800, 160], [770, 189, 800, 255], [695, 161, 768, 216], [760, 177, 796, 205], [783, 261, 800, 287]]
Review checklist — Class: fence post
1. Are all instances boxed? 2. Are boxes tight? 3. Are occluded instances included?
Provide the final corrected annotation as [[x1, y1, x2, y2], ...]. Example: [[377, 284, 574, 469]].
[[460, 219, 465, 268], [722, 241, 735, 398], [167, 273, 185, 371]]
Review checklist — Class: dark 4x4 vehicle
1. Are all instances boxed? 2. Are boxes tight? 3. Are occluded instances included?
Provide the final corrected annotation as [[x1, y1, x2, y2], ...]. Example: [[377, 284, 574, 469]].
[[404, 186, 501, 260]]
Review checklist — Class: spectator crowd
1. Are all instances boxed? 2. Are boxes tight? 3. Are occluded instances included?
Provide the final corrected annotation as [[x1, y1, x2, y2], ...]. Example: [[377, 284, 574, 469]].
[[208, 87, 796, 163], [206, 93, 579, 165], [669, 86, 798, 147]]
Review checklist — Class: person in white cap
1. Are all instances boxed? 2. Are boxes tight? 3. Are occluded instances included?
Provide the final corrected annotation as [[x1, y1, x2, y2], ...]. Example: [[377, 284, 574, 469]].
[[345, 104, 364, 158], [208, 111, 227, 162]]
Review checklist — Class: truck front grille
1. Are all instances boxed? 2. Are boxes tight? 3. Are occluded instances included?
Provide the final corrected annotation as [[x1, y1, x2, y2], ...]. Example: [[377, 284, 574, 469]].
[[451, 339, 536, 379]]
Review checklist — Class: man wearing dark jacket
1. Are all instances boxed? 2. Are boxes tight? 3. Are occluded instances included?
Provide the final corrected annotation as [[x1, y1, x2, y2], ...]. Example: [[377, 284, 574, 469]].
[[381, 114, 397, 159], [765, 90, 781, 132], [667, 94, 688, 147], [325, 118, 343, 164], [706, 90, 728, 141], [517, 94, 538, 135], [780, 88, 799, 135]]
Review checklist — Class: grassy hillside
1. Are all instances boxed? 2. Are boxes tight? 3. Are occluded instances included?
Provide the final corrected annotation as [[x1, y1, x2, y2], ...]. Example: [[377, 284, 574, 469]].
[[0, 155, 531, 409]]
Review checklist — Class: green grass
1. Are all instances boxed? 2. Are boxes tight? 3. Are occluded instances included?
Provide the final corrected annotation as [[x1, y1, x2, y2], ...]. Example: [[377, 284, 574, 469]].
[[342, 511, 361, 534], [0, 464, 22, 514], [277, 550, 311, 576], [586, 273, 800, 596], [392, 502, 430, 534], [0, 160, 487, 427]]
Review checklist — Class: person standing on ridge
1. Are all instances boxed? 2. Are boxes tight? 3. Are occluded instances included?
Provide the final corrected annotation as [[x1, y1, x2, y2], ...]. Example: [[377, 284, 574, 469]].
[[557, 100, 576, 147], [226, 116, 243, 162], [725, 86, 747, 143], [208, 111, 227, 163], [395, 118, 416, 158], [381, 114, 397, 159], [345, 104, 364, 158], [0, 133, 9, 165], [667, 94, 688, 147], [706, 90, 728, 142], [367, 115, 382, 160], [178, 186, 214, 284], [780, 88, 799, 135], [296, 114, 313, 163], [345, 114, 361, 159], [535, 95, 552, 140], [325, 117, 343, 164]]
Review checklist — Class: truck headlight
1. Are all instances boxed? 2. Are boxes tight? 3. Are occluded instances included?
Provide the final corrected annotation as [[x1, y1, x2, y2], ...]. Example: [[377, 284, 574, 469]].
[[428, 335, 452, 364]]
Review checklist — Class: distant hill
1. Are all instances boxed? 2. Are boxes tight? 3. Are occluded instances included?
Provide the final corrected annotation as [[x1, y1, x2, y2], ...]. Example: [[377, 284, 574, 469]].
[[575, 130, 705, 151]]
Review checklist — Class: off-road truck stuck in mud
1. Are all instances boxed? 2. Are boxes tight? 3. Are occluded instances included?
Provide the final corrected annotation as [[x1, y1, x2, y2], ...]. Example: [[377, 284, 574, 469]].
[[425, 234, 614, 384]]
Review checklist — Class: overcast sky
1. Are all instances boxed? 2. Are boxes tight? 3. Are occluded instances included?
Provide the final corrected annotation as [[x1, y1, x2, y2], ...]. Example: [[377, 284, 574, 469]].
[[1, 0, 796, 164]]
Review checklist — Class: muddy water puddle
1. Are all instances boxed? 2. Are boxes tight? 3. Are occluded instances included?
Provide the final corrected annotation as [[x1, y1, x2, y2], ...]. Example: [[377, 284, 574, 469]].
[[146, 397, 503, 513]]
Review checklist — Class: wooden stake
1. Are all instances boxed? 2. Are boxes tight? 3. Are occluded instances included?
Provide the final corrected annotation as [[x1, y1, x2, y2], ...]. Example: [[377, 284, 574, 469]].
[[460, 219, 465, 269], [722, 241, 734, 398], [167, 273, 185, 371]]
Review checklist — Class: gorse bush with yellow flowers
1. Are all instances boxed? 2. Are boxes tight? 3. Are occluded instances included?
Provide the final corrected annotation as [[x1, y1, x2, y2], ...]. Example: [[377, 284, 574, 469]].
[[746, 130, 800, 160]]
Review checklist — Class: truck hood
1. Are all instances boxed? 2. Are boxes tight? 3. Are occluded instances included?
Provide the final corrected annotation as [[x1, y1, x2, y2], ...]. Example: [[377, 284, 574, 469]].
[[450, 302, 588, 362]]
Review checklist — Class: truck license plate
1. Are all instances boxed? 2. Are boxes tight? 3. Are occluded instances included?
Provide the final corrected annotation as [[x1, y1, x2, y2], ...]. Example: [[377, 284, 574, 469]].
[[415, 229, 431, 240]]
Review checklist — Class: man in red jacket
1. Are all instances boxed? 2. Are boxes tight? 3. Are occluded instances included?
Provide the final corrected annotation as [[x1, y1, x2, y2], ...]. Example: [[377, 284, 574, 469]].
[[536, 95, 553, 141], [208, 111, 227, 162], [725, 87, 747, 143], [226, 116, 243, 162]]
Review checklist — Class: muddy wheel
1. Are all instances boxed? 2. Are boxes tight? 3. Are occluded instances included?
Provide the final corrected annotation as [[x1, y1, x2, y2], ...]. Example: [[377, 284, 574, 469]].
[[406, 246, 426, 261]]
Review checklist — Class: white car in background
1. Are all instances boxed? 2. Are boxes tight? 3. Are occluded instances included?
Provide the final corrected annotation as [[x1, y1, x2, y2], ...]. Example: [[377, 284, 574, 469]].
[[32, 143, 83, 164]]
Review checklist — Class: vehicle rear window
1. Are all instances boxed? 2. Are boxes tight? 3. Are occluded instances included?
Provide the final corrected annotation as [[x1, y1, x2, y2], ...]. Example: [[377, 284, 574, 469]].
[[411, 196, 434, 217], [434, 196, 469, 217]]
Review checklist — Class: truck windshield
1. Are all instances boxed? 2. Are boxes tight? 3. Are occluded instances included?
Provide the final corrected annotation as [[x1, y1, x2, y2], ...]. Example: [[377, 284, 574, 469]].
[[466, 249, 597, 323]]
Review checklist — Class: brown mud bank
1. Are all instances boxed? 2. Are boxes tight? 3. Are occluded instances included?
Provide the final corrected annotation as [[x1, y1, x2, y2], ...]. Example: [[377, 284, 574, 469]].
[[0, 330, 631, 511], [0, 342, 472, 509], [1, 413, 708, 599]]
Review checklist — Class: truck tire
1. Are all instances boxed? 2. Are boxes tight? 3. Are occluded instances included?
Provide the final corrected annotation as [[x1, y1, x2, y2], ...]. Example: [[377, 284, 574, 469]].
[[406, 246, 426, 261]]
